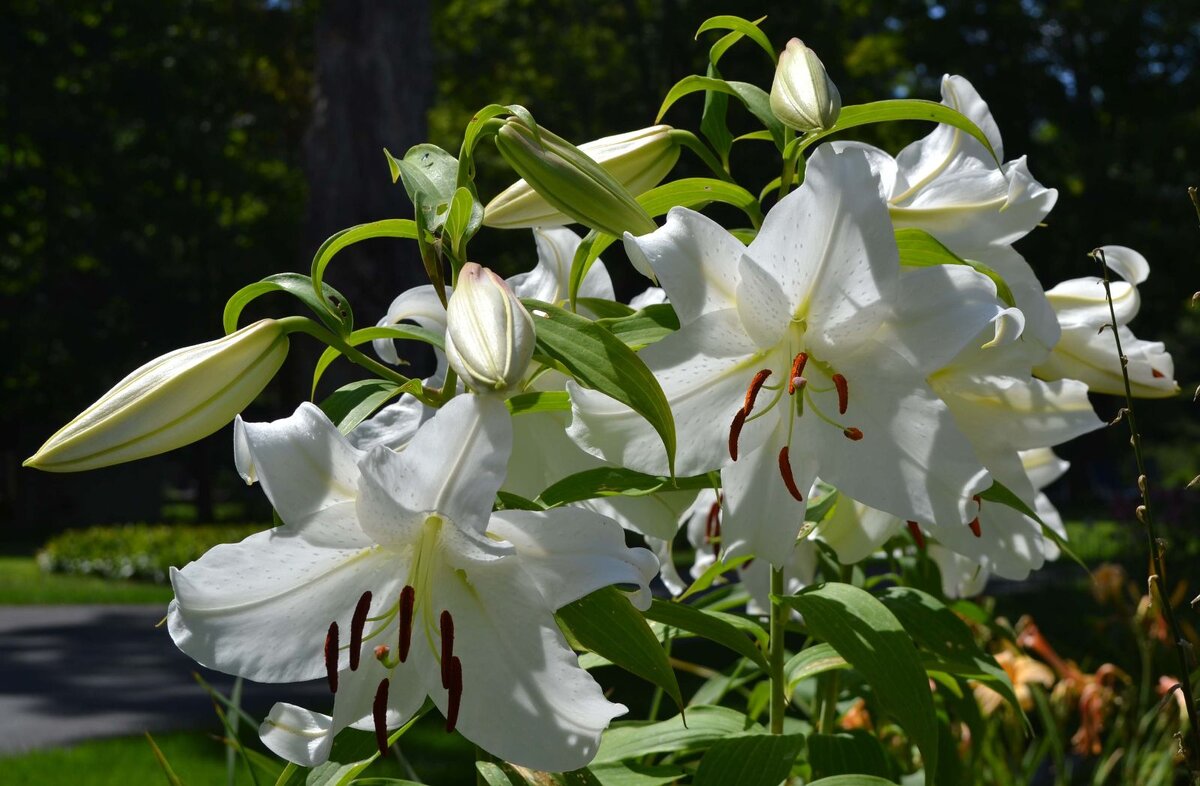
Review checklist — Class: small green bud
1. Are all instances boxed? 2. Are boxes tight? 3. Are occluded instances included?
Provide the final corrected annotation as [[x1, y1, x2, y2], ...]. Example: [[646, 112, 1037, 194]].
[[770, 38, 841, 132], [25, 319, 289, 472], [445, 263, 535, 393], [490, 119, 659, 238]]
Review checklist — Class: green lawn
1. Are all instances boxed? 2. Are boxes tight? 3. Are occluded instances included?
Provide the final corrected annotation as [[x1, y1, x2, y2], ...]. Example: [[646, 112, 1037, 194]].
[[0, 722, 475, 785], [0, 557, 173, 604]]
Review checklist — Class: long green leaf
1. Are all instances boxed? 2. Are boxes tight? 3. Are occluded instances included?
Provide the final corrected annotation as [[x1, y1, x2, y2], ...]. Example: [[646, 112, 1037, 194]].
[[597, 304, 680, 349], [693, 733, 803, 786], [144, 732, 187, 786], [309, 219, 419, 322], [586, 762, 683, 786], [793, 99, 1000, 163], [537, 467, 711, 508], [524, 299, 676, 473], [657, 75, 785, 150], [978, 479, 1083, 568], [808, 730, 894, 781], [879, 587, 1028, 731], [678, 554, 753, 602], [319, 379, 406, 434], [780, 583, 939, 784], [894, 228, 1015, 307], [505, 390, 570, 415], [785, 642, 850, 692], [557, 586, 682, 714], [695, 15, 774, 63], [311, 324, 442, 396], [593, 706, 762, 763], [224, 273, 351, 336], [644, 599, 768, 668], [807, 777, 899, 786], [636, 178, 762, 227]]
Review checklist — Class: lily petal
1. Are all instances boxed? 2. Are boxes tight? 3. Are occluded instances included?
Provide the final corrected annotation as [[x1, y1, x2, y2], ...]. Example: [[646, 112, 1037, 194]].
[[508, 227, 615, 305], [356, 394, 512, 544], [431, 557, 625, 772], [169, 544, 397, 683], [622, 208, 745, 324], [373, 284, 451, 365], [488, 508, 659, 611], [820, 497, 904, 566], [935, 374, 1104, 451], [721, 431, 818, 565]]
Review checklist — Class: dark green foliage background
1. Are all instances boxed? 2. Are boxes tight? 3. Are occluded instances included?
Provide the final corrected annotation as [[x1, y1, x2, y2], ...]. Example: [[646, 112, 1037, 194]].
[[4, 0, 1199, 536]]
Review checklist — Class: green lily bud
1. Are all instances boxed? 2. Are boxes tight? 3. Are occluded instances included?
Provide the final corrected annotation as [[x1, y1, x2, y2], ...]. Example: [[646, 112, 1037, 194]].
[[25, 319, 289, 472], [490, 119, 659, 238], [770, 38, 841, 132], [445, 263, 535, 393]]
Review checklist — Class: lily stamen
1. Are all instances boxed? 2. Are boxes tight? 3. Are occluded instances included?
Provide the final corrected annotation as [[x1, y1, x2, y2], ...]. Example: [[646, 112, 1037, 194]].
[[744, 369, 772, 414], [843, 427, 864, 441], [728, 408, 748, 461], [324, 621, 339, 693], [777, 445, 805, 501], [349, 590, 373, 671], [788, 352, 808, 394], [398, 585, 416, 663], [445, 655, 463, 733], [832, 373, 849, 415], [906, 520, 926, 550], [374, 644, 399, 669], [968, 517, 982, 537], [373, 678, 390, 756], [440, 610, 456, 687]]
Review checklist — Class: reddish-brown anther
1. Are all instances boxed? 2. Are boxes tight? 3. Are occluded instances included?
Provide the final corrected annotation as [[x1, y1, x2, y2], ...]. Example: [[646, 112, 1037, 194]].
[[440, 610, 455, 688], [906, 521, 926, 550], [777, 445, 805, 501], [444, 655, 463, 733], [349, 590, 373, 671], [728, 408, 748, 461], [704, 500, 720, 542], [968, 517, 982, 537], [744, 369, 772, 414], [373, 678, 390, 756], [832, 374, 849, 415], [843, 427, 863, 441], [788, 352, 809, 394], [324, 621, 339, 693], [398, 585, 415, 663], [1152, 368, 1165, 378]]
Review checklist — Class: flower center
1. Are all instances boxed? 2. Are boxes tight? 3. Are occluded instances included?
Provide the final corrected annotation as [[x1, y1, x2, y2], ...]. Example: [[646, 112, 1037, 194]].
[[320, 513, 465, 748], [726, 343, 865, 500]]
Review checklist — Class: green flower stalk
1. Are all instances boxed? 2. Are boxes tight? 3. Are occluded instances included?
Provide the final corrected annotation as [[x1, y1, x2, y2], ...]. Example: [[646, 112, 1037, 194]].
[[25, 319, 288, 472], [490, 119, 659, 238]]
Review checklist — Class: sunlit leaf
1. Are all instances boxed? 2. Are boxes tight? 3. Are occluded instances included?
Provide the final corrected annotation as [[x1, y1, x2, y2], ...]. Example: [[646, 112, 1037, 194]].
[[693, 733, 803, 786], [593, 706, 762, 763]]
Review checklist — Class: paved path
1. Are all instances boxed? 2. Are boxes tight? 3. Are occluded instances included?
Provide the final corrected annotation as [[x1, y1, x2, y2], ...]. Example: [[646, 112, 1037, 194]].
[[0, 605, 329, 755]]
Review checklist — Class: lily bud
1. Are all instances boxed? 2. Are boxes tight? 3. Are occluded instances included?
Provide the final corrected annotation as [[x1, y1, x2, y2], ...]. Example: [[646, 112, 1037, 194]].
[[444, 263, 535, 393], [490, 119, 659, 238], [770, 38, 841, 132], [25, 319, 288, 472]]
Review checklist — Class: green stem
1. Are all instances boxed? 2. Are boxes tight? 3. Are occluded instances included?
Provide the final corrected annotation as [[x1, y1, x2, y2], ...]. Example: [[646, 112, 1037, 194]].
[[1097, 250, 1200, 778], [769, 566, 787, 734], [817, 671, 840, 734], [278, 316, 440, 408]]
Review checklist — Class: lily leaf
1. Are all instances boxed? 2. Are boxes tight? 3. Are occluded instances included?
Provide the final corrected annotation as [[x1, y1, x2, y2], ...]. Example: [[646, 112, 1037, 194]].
[[894, 228, 1015, 307], [319, 379, 406, 435], [644, 599, 768, 668], [523, 299, 676, 474], [792, 99, 1000, 164], [536, 467, 712, 508], [505, 390, 570, 415], [695, 15, 774, 64], [693, 733, 804, 786], [657, 75, 785, 151], [309, 219, 419, 324], [224, 273, 352, 337], [808, 730, 894, 781], [779, 583, 939, 784], [597, 304, 680, 349], [593, 706, 762, 763]]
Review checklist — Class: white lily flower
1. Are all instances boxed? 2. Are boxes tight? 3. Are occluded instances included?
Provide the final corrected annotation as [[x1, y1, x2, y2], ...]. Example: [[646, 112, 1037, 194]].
[[569, 146, 995, 566], [168, 395, 657, 772], [833, 75, 1061, 351], [1035, 246, 1178, 398]]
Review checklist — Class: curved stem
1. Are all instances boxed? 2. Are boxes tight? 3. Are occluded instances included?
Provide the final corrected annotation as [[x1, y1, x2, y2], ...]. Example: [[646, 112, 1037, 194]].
[[669, 129, 734, 184], [769, 566, 787, 734], [278, 316, 440, 408], [1097, 250, 1200, 777]]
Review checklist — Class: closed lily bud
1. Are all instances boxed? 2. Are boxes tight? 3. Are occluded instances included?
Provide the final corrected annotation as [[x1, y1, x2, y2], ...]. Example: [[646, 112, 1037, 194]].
[[770, 38, 841, 132], [445, 263, 535, 393], [25, 319, 288, 472], [490, 119, 659, 238], [485, 125, 678, 230]]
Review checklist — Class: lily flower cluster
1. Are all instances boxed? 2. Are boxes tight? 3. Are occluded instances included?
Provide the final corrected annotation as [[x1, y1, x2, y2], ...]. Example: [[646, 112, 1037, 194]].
[[24, 27, 1180, 775]]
